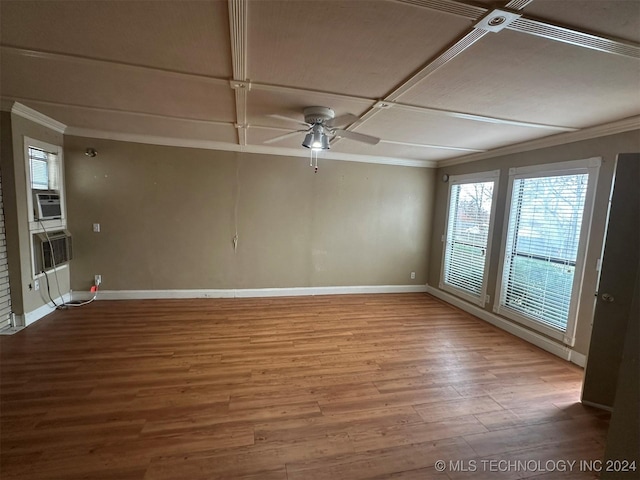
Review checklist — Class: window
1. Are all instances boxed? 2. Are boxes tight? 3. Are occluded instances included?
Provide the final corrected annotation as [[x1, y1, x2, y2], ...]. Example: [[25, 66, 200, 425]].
[[23, 138, 67, 278], [440, 171, 499, 306], [495, 159, 600, 344], [28, 146, 60, 191]]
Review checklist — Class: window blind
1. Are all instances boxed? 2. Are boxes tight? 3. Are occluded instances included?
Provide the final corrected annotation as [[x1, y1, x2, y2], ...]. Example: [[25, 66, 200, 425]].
[[28, 147, 60, 191], [443, 180, 495, 300], [499, 173, 588, 331]]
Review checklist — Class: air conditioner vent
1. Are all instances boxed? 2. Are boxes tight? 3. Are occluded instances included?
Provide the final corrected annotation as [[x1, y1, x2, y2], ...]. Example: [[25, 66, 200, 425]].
[[508, 18, 640, 59], [33, 230, 72, 272]]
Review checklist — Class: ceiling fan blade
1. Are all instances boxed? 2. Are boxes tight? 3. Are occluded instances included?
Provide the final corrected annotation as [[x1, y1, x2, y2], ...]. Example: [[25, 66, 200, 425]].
[[263, 130, 306, 144], [326, 113, 358, 128], [333, 129, 380, 145], [268, 114, 310, 128]]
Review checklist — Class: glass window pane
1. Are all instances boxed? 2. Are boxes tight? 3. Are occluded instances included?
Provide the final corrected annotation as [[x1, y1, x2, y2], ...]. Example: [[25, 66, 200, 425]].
[[29, 148, 49, 190], [443, 180, 494, 299], [29, 147, 59, 191], [500, 173, 588, 331]]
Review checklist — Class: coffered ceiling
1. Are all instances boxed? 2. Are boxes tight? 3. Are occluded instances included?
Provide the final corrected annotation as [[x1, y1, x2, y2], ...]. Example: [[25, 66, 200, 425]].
[[1, 0, 639, 167]]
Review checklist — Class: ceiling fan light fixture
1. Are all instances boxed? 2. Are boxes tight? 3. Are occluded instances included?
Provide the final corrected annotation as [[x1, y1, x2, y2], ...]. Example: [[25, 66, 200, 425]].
[[311, 131, 323, 149], [319, 133, 330, 150], [302, 132, 314, 149], [302, 125, 330, 150]]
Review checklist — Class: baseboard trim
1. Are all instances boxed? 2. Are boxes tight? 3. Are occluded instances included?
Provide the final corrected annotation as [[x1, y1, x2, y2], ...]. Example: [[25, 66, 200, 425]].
[[426, 285, 586, 366], [20, 294, 72, 327], [581, 400, 613, 412], [569, 350, 587, 368], [0, 326, 26, 336], [72, 284, 428, 301]]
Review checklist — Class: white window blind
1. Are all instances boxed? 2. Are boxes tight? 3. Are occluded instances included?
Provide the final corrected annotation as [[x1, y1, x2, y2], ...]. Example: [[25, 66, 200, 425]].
[[28, 147, 60, 191], [499, 173, 589, 331], [442, 176, 496, 305]]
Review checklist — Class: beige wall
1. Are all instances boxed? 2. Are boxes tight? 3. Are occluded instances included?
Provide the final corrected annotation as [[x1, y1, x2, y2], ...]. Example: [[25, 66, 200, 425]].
[[0, 111, 69, 317], [64, 136, 435, 291], [428, 130, 640, 356]]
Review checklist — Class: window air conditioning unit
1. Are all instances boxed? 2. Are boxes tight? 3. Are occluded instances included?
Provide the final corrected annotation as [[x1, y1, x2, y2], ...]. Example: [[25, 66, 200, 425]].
[[33, 230, 72, 272], [33, 191, 62, 220]]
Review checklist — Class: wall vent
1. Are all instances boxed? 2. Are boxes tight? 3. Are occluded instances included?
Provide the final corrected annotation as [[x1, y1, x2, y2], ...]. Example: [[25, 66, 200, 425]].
[[33, 230, 72, 273]]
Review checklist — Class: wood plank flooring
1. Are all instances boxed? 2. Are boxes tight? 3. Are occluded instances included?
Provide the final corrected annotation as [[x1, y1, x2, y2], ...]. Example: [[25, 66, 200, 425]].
[[0, 294, 609, 479]]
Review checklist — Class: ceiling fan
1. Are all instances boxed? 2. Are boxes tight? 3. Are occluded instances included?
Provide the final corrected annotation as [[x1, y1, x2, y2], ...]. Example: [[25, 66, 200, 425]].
[[264, 106, 380, 150]]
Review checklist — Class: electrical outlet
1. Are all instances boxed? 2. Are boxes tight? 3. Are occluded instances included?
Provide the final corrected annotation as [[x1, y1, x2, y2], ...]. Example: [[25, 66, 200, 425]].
[[410, 272, 416, 280], [93, 223, 101, 233], [34, 279, 40, 291], [94, 275, 102, 286]]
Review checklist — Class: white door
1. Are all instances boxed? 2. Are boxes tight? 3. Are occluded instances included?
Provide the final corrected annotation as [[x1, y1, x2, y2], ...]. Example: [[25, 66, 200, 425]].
[[582, 153, 640, 409]]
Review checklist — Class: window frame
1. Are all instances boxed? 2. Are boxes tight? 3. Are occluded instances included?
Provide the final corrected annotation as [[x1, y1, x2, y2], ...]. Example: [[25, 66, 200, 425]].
[[440, 170, 500, 307], [23, 137, 67, 279], [23, 137, 66, 231], [493, 158, 601, 345]]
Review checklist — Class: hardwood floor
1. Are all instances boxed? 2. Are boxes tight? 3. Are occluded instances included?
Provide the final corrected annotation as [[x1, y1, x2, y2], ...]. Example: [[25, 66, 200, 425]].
[[0, 294, 609, 479]]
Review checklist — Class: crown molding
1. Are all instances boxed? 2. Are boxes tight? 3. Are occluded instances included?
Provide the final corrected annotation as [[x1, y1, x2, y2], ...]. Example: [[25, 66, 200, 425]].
[[10, 102, 67, 133], [439, 116, 640, 167], [65, 127, 438, 168]]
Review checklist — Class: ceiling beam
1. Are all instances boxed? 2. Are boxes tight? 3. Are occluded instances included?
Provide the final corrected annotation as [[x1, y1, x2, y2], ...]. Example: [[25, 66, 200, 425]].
[[392, 102, 577, 132], [507, 17, 640, 59], [341, 0, 632, 145], [2, 95, 232, 127], [0, 45, 228, 85], [504, 0, 535, 10], [228, 0, 249, 146], [0, 44, 581, 134], [332, 28, 489, 147], [395, 0, 640, 59], [381, 139, 484, 153]]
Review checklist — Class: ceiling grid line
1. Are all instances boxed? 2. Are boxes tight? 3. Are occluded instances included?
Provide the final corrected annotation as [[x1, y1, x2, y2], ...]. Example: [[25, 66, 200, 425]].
[[381, 0, 538, 105], [507, 18, 640, 58], [2, 1, 638, 165], [504, 0, 536, 11], [0, 45, 230, 86], [395, 0, 640, 59], [385, 29, 488, 102], [228, 0, 249, 146], [3, 85, 578, 136], [381, 139, 484, 152], [0, 44, 616, 136], [332, 28, 489, 147], [392, 102, 578, 132], [334, 1, 536, 143], [2, 95, 233, 127], [337, 0, 637, 150]]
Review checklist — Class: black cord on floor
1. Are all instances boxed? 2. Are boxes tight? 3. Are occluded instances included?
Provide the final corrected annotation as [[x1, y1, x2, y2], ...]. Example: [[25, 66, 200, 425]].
[[41, 269, 58, 307]]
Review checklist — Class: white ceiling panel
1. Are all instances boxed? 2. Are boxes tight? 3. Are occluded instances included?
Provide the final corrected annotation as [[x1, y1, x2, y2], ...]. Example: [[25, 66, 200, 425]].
[[247, 126, 452, 162], [360, 107, 558, 150], [29, 101, 237, 144], [248, 127, 311, 150], [396, 29, 640, 128], [247, 87, 374, 130], [248, 0, 473, 98], [0, 0, 232, 77], [522, 0, 640, 43], [1, 51, 236, 122], [333, 141, 467, 162]]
